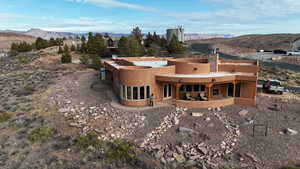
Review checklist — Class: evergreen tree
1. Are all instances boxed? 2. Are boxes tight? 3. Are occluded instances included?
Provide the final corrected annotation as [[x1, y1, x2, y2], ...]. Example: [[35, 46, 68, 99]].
[[71, 44, 76, 51], [90, 55, 102, 69], [35, 37, 49, 50], [58, 46, 64, 54], [61, 44, 72, 63], [160, 37, 168, 49], [64, 44, 69, 53], [131, 27, 143, 43], [49, 38, 56, 46], [128, 37, 144, 57], [167, 35, 185, 54], [118, 36, 129, 56], [76, 44, 81, 52], [153, 32, 160, 44], [144, 32, 153, 47], [61, 52, 72, 63]]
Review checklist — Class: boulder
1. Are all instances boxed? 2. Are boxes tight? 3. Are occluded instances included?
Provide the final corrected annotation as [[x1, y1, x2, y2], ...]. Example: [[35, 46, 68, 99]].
[[282, 128, 298, 135], [238, 109, 249, 116], [173, 153, 186, 163], [178, 127, 196, 133], [173, 117, 179, 125], [192, 112, 203, 117], [197, 146, 208, 155]]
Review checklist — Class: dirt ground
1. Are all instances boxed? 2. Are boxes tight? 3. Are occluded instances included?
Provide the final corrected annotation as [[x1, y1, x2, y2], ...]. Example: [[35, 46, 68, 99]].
[[47, 71, 300, 169]]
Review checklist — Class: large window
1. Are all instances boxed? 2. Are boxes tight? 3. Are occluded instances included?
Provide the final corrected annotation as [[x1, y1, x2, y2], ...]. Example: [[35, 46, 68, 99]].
[[133, 87, 138, 100], [127, 86, 132, 100], [140, 87, 145, 99], [180, 85, 206, 92], [121, 85, 151, 100], [147, 86, 150, 98]]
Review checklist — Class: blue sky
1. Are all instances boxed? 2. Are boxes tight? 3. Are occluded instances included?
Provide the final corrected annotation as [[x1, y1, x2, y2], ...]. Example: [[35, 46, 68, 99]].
[[0, 0, 300, 35]]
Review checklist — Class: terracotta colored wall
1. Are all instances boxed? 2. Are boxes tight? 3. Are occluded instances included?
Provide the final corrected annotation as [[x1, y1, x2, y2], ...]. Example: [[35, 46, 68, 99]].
[[235, 98, 256, 106], [121, 99, 149, 107], [175, 62, 210, 74], [176, 98, 235, 108], [156, 74, 257, 84], [218, 65, 258, 74], [240, 81, 256, 99], [118, 65, 176, 106], [219, 59, 257, 65]]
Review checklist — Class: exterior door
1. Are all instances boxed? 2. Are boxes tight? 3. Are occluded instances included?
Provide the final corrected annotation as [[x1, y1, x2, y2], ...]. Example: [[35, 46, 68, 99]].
[[163, 84, 172, 99]]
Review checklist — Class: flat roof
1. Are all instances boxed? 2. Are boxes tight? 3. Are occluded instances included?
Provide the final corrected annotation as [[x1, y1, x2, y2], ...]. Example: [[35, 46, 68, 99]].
[[161, 72, 244, 78], [132, 60, 168, 68]]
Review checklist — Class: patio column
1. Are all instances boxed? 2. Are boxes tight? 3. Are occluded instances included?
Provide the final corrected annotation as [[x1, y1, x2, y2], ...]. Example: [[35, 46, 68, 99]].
[[175, 83, 182, 100], [233, 81, 236, 97], [206, 83, 213, 101]]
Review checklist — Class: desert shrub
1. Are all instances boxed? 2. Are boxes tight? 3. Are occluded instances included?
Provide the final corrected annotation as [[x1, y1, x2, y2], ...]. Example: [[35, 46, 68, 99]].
[[79, 55, 90, 65], [28, 126, 56, 143], [75, 132, 104, 151], [79, 54, 101, 70], [24, 85, 34, 91], [61, 52, 72, 63], [70, 44, 76, 51], [90, 55, 102, 70], [0, 112, 13, 122], [18, 56, 30, 64], [106, 139, 137, 162]]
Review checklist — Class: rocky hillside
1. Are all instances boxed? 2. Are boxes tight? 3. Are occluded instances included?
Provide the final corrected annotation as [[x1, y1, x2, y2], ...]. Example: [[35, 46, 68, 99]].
[[0, 33, 36, 51], [189, 34, 300, 56]]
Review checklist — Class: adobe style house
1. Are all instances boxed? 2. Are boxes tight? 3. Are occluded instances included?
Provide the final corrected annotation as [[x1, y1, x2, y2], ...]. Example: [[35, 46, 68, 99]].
[[103, 55, 259, 108]]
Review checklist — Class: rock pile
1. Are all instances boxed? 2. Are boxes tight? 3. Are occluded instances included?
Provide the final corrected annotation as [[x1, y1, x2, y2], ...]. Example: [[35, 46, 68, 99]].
[[140, 107, 186, 148], [53, 96, 146, 141], [143, 108, 241, 168]]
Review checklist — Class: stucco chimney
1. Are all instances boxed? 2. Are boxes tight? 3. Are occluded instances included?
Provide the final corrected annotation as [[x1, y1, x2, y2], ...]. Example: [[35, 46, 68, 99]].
[[208, 54, 219, 72]]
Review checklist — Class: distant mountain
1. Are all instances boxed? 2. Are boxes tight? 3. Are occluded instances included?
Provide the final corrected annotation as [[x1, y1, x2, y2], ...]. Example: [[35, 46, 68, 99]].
[[23, 28, 82, 40], [185, 33, 234, 41], [0, 28, 131, 40]]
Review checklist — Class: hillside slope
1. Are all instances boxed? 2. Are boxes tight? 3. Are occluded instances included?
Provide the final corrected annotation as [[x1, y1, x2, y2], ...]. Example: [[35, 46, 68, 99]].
[[0, 32, 36, 51], [189, 34, 300, 56]]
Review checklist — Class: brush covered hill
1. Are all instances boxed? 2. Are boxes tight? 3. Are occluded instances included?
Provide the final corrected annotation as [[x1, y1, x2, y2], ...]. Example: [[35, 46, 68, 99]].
[[0, 32, 36, 51], [189, 34, 300, 56]]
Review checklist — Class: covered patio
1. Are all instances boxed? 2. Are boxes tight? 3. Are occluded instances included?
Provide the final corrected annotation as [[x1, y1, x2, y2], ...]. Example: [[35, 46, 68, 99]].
[[156, 73, 257, 108]]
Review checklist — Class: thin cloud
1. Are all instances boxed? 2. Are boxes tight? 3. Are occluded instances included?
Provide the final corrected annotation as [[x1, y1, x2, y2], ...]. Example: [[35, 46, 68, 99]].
[[67, 0, 157, 12]]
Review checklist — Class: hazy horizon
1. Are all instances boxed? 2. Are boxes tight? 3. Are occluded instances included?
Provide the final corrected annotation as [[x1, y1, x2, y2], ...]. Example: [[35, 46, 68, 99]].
[[1, 0, 300, 35]]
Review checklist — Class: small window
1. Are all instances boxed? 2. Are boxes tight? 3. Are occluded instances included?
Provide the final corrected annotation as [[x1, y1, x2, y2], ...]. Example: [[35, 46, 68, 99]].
[[146, 86, 150, 98], [213, 89, 219, 96], [194, 85, 200, 92], [127, 86, 132, 99], [133, 87, 138, 100], [140, 86, 145, 99]]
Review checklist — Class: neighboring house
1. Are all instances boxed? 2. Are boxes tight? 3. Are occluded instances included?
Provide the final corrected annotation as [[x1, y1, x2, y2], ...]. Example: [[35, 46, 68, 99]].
[[104, 55, 259, 108], [104, 36, 121, 48]]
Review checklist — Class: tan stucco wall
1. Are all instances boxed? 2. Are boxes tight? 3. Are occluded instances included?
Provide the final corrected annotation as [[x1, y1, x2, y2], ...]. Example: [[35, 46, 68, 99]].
[[176, 98, 235, 108], [104, 57, 258, 108]]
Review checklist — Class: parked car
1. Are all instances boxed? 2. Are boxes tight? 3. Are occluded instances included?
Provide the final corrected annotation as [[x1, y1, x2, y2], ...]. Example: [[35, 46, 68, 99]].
[[287, 51, 300, 56], [273, 50, 287, 54], [263, 80, 284, 94]]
